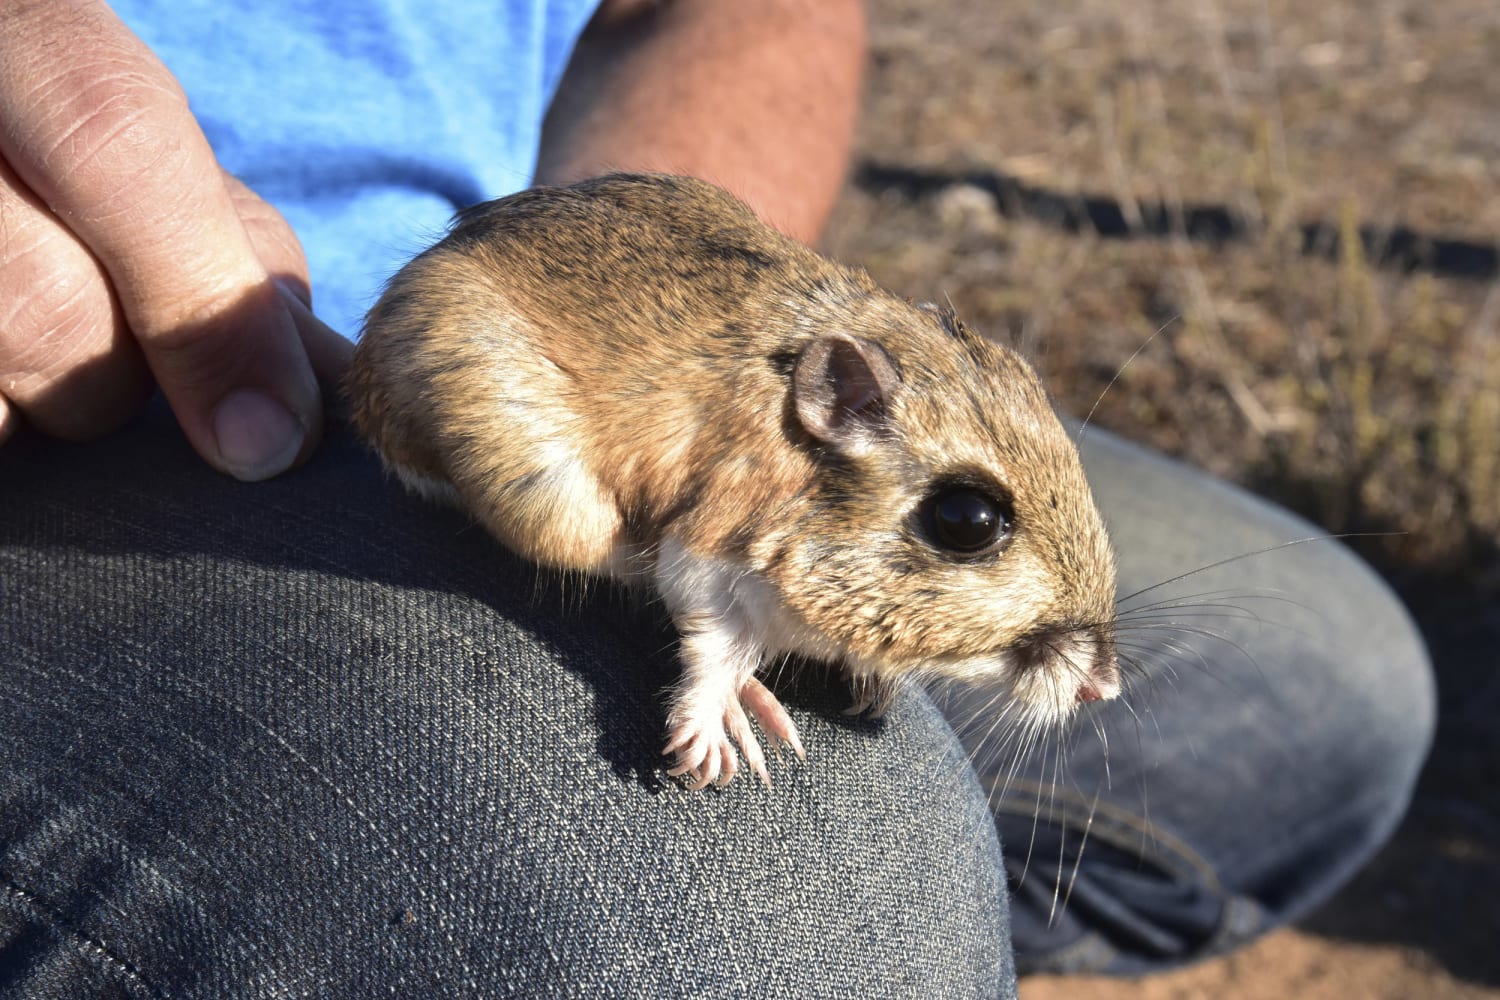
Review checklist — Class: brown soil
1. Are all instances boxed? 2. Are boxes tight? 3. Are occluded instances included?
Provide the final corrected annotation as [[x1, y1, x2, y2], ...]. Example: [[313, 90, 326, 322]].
[[824, 1, 1500, 997]]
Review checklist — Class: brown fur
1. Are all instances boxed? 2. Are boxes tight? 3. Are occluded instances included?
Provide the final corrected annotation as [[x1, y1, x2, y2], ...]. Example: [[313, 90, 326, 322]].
[[347, 173, 1119, 753]]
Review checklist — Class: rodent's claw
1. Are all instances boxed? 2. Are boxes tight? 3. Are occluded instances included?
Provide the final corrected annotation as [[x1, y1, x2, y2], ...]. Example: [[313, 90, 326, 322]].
[[665, 677, 802, 789], [724, 698, 771, 787], [664, 734, 711, 780], [664, 721, 736, 791], [714, 742, 739, 788], [739, 677, 804, 762]]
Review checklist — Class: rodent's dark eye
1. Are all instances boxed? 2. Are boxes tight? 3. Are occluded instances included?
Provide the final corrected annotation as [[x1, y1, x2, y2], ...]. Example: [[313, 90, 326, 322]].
[[923, 487, 1013, 554]]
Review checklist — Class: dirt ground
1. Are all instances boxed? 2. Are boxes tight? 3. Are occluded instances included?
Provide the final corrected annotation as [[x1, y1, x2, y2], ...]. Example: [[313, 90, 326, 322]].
[[822, 1, 1500, 997]]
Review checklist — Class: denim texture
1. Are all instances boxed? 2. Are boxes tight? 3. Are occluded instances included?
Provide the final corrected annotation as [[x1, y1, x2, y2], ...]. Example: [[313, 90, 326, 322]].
[[0, 404, 1013, 999], [940, 430, 1435, 975], [0, 401, 1433, 995]]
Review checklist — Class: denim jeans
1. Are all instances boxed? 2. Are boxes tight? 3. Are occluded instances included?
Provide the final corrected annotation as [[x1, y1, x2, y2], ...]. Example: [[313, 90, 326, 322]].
[[942, 429, 1436, 976], [0, 402, 1432, 997], [0, 403, 1012, 999]]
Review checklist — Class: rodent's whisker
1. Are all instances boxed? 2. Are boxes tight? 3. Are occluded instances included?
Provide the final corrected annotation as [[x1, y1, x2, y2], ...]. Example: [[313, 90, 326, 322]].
[[1082, 710, 1110, 782], [1046, 757, 1070, 928], [1113, 618, 1260, 661], [1119, 609, 1328, 655], [951, 686, 1016, 752], [1052, 782, 1104, 929], [1119, 624, 1273, 695], [1116, 584, 1310, 617], [1114, 595, 1318, 640], [972, 707, 1031, 787], [1113, 532, 1402, 607], [990, 710, 1053, 820], [1075, 313, 1180, 445], [1114, 597, 1282, 622], [1012, 737, 1059, 891], [347, 171, 1123, 790], [1114, 639, 1202, 697], [1113, 638, 1191, 674]]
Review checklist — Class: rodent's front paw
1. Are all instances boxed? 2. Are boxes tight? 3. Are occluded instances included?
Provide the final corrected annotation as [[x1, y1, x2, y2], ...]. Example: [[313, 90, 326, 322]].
[[663, 721, 741, 791], [663, 677, 804, 789]]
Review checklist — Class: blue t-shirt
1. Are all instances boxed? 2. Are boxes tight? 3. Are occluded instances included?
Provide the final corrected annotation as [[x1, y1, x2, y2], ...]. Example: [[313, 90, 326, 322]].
[[114, 0, 601, 338]]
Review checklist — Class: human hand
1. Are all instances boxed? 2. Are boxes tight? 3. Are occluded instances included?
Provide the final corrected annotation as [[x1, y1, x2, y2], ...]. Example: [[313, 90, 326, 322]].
[[0, 0, 352, 480]]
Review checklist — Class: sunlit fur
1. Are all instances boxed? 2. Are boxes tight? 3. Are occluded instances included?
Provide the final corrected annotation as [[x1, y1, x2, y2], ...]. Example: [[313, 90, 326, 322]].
[[347, 173, 1120, 787], [937, 315, 1350, 928]]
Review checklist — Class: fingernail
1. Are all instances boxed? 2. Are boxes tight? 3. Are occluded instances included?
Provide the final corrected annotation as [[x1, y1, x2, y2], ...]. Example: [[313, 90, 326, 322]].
[[211, 388, 306, 481]]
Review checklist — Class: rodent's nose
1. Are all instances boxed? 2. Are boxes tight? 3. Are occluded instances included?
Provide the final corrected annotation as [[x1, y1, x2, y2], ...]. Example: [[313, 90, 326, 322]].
[[1076, 653, 1121, 704], [1015, 624, 1120, 706]]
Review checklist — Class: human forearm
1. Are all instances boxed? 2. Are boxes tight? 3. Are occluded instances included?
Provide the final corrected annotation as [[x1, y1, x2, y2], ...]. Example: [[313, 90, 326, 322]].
[[536, 0, 866, 245]]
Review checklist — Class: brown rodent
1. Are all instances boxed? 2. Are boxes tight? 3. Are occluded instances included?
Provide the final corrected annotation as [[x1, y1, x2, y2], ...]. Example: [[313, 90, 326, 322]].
[[346, 172, 1119, 789]]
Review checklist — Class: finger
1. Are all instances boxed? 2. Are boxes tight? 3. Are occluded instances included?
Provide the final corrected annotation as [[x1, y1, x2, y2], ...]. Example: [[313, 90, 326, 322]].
[[223, 174, 354, 385], [223, 173, 310, 302], [0, 156, 152, 440], [0, 393, 16, 446], [0, 1, 319, 479], [278, 282, 354, 386]]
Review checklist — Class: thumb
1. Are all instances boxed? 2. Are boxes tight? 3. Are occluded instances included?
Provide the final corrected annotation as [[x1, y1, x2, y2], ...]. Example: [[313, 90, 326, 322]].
[[0, 2, 322, 480], [154, 284, 324, 483]]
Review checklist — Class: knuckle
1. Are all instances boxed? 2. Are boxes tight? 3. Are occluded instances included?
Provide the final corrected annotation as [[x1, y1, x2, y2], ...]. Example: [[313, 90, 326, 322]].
[[0, 226, 118, 379], [139, 278, 281, 391], [1, 6, 212, 244], [31, 67, 195, 216], [0, 239, 148, 439], [224, 176, 309, 283], [2, 9, 273, 354], [5, 0, 189, 163]]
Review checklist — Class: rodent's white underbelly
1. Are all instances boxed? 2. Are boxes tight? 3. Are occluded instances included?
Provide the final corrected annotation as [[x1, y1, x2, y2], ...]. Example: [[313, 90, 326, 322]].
[[728, 570, 848, 663], [652, 540, 848, 669]]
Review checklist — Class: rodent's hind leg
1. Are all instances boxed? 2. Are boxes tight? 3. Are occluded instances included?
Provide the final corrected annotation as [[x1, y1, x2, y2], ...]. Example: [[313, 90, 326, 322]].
[[842, 664, 901, 718], [454, 449, 624, 573]]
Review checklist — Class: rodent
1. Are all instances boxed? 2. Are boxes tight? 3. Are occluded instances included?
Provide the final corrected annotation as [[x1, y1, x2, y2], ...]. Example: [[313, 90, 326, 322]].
[[346, 172, 1120, 789]]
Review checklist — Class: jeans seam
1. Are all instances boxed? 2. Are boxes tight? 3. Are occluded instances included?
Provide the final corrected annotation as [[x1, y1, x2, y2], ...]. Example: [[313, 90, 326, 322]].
[[993, 778, 1224, 891], [997, 779, 1244, 974], [0, 872, 167, 1000]]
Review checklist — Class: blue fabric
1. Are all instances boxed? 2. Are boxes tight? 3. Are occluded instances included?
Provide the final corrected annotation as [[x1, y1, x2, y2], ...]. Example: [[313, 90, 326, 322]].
[[0, 8, 1433, 991], [0, 401, 1017, 998], [935, 429, 1434, 975], [113, 0, 602, 339]]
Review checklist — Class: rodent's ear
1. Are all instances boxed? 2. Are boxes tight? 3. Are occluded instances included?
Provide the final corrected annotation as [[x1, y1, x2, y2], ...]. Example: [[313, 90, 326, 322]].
[[793, 333, 902, 448]]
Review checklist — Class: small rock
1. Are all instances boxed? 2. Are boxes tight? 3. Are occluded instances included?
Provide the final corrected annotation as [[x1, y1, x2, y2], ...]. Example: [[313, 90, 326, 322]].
[[933, 183, 1000, 230]]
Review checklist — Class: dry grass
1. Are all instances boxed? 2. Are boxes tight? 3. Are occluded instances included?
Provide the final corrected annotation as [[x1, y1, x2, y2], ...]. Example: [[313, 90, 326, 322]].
[[832, 179, 1500, 576], [825, 0, 1500, 995]]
